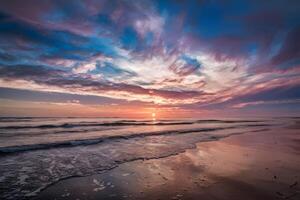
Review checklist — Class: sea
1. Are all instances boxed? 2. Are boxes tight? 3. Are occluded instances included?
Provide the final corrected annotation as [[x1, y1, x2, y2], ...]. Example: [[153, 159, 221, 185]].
[[0, 117, 291, 199]]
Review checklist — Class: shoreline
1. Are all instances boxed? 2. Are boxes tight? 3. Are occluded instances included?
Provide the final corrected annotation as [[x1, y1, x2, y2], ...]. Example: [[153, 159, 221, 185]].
[[24, 128, 269, 199], [34, 125, 300, 200]]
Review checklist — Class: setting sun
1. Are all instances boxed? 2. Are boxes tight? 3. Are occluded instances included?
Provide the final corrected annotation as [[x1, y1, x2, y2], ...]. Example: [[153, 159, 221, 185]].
[[151, 112, 156, 121]]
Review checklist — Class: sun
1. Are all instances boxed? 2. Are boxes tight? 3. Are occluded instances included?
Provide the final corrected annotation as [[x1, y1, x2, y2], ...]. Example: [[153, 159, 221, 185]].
[[151, 112, 156, 121]]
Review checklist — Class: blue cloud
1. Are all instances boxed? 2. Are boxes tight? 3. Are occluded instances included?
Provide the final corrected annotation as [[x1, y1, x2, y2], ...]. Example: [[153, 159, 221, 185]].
[[93, 62, 136, 78]]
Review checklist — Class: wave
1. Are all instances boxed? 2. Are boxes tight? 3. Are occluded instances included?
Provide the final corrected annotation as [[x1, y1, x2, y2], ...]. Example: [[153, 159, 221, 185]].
[[0, 119, 265, 130], [0, 123, 270, 154], [0, 121, 191, 130], [0, 125, 272, 200]]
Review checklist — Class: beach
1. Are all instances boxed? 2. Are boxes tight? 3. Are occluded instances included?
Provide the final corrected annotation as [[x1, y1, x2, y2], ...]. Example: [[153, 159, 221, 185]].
[[34, 119, 300, 200]]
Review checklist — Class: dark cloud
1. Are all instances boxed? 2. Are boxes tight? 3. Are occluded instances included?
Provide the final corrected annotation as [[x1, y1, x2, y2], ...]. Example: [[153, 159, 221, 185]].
[[0, 64, 64, 80], [0, 11, 119, 64], [44, 77, 204, 100], [0, 64, 204, 101], [0, 52, 16, 62], [236, 84, 300, 103], [169, 55, 201, 76], [94, 62, 136, 78], [0, 87, 124, 105], [193, 84, 300, 110], [271, 26, 300, 68]]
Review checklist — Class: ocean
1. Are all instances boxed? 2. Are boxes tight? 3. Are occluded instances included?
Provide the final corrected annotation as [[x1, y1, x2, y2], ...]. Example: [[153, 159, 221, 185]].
[[0, 117, 288, 199]]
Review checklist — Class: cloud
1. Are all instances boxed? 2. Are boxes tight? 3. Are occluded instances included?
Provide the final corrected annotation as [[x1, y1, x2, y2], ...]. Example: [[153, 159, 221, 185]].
[[0, 0, 300, 116], [271, 26, 300, 69], [0, 64, 64, 80], [232, 99, 300, 108], [169, 55, 201, 76], [73, 62, 97, 74], [0, 64, 207, 105], [134, 14, 165, 38]]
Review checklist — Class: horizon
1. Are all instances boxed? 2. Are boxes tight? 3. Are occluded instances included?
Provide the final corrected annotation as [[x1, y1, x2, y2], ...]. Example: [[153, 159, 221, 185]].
[[0, 115, 299, 119]]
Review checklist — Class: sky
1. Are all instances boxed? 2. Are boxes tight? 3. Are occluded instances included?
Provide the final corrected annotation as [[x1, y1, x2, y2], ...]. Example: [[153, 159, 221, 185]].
[[0, 0, 299, 118]]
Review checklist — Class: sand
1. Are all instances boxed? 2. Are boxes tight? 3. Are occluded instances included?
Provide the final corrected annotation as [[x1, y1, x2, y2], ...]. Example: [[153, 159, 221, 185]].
[[34, 123, 300, 200]]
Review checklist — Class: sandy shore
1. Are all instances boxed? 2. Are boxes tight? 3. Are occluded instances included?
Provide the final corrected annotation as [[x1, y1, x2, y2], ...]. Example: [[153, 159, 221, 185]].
[[34, 123, 300, 200]]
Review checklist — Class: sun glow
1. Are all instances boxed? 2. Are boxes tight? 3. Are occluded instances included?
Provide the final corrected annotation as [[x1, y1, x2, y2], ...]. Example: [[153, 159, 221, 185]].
[[152, 112, 156, 121]]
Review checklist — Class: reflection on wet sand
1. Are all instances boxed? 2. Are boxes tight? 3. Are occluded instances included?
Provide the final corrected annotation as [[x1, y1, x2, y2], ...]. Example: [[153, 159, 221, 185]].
[[35, 124, 300, 200]]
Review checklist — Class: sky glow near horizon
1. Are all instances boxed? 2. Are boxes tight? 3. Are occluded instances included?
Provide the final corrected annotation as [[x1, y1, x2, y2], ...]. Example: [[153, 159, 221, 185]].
[[0, 0, 299, 118]]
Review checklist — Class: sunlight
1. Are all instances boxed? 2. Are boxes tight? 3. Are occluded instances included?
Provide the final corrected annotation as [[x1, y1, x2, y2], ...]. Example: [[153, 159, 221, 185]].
[[152, 112, 156, 121]]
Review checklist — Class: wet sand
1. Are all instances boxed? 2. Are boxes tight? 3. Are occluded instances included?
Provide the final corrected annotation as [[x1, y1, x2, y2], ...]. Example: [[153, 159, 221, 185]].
[[35, 124, 300, 200]]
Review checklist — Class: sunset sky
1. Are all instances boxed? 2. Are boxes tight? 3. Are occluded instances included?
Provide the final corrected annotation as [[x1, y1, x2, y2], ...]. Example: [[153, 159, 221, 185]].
[[0, 0, 299, 118]]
